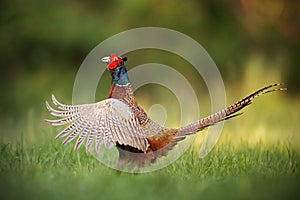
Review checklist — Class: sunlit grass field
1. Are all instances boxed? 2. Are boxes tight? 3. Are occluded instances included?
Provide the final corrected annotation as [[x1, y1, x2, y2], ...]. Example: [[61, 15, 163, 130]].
[[1, 62, 300, 199], [1, 137, 299, 199]]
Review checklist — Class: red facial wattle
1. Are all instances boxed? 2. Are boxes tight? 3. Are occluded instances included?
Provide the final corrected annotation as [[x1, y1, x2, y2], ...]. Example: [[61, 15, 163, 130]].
[[107, 54, 123, 70]]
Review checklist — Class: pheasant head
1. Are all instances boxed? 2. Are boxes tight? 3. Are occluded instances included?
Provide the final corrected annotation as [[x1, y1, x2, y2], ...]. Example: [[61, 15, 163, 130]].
[[102, 54, 129, 85]]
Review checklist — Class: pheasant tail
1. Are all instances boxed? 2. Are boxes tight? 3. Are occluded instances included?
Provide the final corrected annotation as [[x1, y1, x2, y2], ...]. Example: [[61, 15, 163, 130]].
[[176, 83, 286, 139]]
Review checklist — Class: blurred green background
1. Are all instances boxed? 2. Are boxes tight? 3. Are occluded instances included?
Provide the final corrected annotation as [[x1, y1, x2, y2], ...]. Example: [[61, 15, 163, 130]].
[[1, 0, 300, 199], [1, 0, 299, 138], [1, 0, 300, 162]]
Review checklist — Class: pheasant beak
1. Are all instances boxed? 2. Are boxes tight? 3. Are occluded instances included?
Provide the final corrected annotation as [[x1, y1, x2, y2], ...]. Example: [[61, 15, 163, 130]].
[[101, 56, 110, 63]]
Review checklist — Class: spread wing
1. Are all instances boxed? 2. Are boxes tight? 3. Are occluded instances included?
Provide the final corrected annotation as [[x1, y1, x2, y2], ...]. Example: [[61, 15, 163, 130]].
[[45, 95, 149, 153]]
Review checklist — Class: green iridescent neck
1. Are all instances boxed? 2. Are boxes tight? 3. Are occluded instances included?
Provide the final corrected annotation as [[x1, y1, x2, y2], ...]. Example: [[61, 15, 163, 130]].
[[110, 62, 130, 85]]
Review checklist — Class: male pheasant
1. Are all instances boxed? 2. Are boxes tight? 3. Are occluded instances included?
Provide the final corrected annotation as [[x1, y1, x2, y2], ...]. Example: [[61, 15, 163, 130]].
[[45, 54, 285, 167]]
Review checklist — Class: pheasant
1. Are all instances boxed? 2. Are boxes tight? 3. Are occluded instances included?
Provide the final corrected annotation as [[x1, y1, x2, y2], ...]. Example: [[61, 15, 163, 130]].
[[45, 54, 285, 167]]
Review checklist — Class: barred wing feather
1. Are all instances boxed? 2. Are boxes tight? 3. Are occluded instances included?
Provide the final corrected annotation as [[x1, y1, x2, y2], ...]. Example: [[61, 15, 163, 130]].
[[45, 95, 149, 153]]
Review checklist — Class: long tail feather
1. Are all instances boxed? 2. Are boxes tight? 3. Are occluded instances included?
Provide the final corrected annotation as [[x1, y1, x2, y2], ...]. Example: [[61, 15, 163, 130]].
[[176, 83, 286, 138]]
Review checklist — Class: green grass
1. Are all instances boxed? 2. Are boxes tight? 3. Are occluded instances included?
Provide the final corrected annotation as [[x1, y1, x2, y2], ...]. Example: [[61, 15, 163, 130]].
[[1, 136, 299, 200]]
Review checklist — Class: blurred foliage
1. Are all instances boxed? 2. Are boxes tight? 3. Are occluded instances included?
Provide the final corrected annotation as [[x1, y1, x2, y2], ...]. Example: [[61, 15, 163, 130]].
[[0, 0, 299, 118]]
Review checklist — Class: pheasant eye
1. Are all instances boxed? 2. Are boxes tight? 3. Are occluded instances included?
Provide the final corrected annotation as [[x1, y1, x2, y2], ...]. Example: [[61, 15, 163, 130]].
[[113, 57, 118, 62]]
